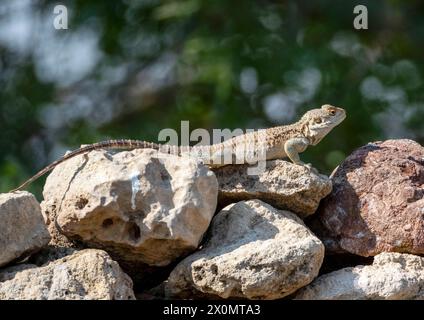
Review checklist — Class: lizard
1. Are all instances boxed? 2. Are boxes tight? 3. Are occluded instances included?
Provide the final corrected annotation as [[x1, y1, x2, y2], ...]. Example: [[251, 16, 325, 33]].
[[10, 104, 346, 192]]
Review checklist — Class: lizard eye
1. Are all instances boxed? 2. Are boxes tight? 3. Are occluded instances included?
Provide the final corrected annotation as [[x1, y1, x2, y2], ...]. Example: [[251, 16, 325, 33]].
[[329, 110, 336, 116], [314, 118, 322, 124]]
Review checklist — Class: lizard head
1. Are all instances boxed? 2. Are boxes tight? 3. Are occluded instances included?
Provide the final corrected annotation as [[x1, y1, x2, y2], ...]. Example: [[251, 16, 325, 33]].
[[301, 104, 346, 144]]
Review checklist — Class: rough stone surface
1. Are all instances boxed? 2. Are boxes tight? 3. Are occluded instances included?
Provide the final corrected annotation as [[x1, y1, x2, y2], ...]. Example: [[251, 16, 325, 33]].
[[166, 200, 324, 299], [213, 160, 332, 218], [0, 249, 135, 300], [295, 252, 424, 300], [314, 139, 424, 256], [41, 148, 218, 267], [0, 192, 51, 267]]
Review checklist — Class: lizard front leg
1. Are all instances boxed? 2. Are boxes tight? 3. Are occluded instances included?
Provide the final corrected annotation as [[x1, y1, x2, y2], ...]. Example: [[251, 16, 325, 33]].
[[284, 137, 317, 172]]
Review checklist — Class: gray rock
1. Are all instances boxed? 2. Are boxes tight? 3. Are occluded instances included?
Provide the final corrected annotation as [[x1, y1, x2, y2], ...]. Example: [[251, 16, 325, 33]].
[[213, 160, 332, 218], [0, 192, 50, 267], [41, 148, 218, 267], [0, 249, 135, 300], [295, 252, 424, 300], [166, 200, 324, 299]]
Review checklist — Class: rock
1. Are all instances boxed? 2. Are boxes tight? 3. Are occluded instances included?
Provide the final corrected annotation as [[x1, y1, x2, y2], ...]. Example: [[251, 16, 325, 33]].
[[41, 148, 218, 267], [314, 139, 424, 256], [213, 160, 332, 218], [166, 200, 324, 299], [295, 252, 424, 300], [0, 192, 50, 267], [0, 249, 135, 300], [26, 244, 173, 290]]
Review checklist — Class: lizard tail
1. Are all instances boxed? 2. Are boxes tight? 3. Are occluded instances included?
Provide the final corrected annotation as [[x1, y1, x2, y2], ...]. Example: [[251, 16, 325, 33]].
[[10, 139, 168, 193]]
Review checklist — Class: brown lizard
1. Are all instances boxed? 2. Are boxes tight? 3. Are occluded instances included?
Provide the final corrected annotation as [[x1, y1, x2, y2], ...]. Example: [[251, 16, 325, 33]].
[[10, 104, 345, 192]]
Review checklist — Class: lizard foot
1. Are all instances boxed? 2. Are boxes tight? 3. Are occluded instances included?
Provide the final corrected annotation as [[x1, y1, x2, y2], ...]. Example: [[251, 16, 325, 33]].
[[304, 163, 319, 174]]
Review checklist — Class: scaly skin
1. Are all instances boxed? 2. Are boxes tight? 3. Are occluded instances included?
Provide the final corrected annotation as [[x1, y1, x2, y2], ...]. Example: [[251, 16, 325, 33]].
[[10, 104, 346, 192]]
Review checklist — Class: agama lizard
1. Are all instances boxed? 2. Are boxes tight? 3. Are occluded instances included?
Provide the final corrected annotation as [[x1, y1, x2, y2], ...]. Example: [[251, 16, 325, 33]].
[[10, 104, 345, 192]]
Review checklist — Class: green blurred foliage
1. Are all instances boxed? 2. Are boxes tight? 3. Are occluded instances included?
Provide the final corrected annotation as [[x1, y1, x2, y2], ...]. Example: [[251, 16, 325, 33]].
[[0, 0, 423, 199]]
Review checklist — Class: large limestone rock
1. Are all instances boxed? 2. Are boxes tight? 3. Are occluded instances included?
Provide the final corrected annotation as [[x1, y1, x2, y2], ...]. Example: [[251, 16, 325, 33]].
[[0, 249, 135, 300], [295, 252, 424, 300], [313, 139, 424, 256], [0, 192, 50, 267], [41, 148, 218, 267], [166, 200, 324, 299], [213, 160, 332, 218]]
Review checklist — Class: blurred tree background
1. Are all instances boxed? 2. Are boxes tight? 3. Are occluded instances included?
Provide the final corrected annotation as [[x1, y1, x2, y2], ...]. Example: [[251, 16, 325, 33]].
[[0, 0, 423, 198]]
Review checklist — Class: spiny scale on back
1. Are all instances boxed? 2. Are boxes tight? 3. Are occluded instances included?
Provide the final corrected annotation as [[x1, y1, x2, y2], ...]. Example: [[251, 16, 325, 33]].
[[10, 104, 346, 192]]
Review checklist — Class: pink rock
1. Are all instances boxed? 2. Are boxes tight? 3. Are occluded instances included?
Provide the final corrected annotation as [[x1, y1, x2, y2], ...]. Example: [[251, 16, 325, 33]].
[[314, 139, 424, 257]]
